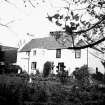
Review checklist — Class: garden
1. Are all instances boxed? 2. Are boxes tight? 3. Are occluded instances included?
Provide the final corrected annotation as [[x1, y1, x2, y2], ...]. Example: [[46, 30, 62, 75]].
[[0, 64, 105, 105]]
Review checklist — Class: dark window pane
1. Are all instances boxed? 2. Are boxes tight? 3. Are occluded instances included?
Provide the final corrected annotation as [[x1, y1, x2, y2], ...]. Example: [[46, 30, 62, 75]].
[[33, 50, 36, 56], [31, 62, 37, 70], [75, 49, 81, 58], [56, 49, 61, 58]]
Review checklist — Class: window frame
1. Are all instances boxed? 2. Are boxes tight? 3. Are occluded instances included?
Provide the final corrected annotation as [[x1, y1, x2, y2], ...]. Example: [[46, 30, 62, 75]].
[[26, 51, 30, 56], [75, 49, 81, 58], [56, 49, 61, 58], [31, 62, 37, 70], [33, 50, 36, 56]]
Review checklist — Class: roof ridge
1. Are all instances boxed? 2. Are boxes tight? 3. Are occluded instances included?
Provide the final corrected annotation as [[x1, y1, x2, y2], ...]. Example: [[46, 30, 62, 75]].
[[31, 36, 53, 40]]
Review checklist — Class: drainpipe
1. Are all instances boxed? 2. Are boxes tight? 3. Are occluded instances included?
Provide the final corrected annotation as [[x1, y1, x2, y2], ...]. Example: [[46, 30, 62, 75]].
[[28, 51, 30, 74], [87, 48, 88, 68]]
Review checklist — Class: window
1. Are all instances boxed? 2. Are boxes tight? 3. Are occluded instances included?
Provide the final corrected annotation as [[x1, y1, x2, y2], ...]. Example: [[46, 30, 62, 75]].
[[56, 49, 61, 58], [56, 62, 65, 72], [75, 49, 81, 58], [31, 62, 37, 70], [33, 50, 36, 56], [26, 51, 30, 56]]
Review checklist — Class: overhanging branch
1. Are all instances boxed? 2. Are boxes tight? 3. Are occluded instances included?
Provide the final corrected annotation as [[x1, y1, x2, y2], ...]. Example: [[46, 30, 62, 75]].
[[67, 37, 105, 49], [73, 15, 105, 34]]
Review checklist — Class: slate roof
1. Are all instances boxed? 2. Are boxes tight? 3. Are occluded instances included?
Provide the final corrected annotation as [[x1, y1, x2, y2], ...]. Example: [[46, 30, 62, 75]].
[[20, 36, 72, 52]]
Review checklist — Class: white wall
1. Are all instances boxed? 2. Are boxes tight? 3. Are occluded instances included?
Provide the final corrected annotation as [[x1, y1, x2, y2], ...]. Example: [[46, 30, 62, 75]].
[[17, 48, 105, 75], [88, 49, 105, 74], [47, 49, 88, 75], [29, 48, 47, 74], [17, 52, 29, 73]]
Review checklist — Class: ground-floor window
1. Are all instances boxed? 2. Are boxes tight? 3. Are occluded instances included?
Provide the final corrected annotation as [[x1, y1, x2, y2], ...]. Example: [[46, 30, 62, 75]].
[[56, 49, 61, 58], [31, 62, 37, 70]]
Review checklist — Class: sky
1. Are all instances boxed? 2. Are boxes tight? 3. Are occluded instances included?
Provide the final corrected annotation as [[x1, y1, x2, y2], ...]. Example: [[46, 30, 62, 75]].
[[0, 0, 102, 48], [0, 0, 63, 48]]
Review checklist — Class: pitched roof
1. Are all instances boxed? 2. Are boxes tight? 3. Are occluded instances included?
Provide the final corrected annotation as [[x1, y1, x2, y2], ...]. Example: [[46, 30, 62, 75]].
[[20, 36, 72, 52]]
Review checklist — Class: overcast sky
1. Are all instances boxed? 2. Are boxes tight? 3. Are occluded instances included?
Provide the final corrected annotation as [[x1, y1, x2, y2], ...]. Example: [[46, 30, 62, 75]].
[[0, 0, 64, 47]]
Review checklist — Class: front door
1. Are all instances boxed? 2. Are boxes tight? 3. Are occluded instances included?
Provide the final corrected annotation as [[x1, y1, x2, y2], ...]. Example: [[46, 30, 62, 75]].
[[57, 62, 65, 72]]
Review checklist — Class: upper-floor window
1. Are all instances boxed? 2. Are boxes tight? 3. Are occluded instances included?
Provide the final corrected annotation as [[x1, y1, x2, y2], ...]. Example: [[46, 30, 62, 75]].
[[56, 49, 61, 58], [75, 49, 81, 58], [33, 50, 36, 56], [31, 62, 37, 70], [26, 51, 30, 56]]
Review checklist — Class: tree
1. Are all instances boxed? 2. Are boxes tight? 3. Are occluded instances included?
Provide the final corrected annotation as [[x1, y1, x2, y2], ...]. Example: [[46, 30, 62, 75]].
[[45, 0, 105, 51], [43, 61, 52, 77], [73, 65, 90, 88]]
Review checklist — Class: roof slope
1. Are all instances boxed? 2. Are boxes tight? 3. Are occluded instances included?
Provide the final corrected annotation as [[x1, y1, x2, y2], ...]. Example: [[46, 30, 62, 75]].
[[20, 37, 72, 52], [20, 36, 105, 53]]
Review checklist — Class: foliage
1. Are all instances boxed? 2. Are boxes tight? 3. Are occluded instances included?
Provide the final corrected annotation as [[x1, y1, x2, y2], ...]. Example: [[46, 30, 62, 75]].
[[0, 50, 4, 62], [30, 72, 43, 81], [57, 69, 68, 85], [19, 71, 30, 82], [0, 75, 24, 105], [43, 61, 52, 78], [92, 72, 103, 82], [0, 74, 105, 105], [73, 65, 90, 88], [46, 0, 105, 51], [91, 70, 105, 84], [101, 61, 105, 69], [0, 64, 22, 74], [73, 65, 89, 80]]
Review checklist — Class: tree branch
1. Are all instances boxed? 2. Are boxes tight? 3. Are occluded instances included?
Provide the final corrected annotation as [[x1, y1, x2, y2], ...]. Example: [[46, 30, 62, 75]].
[[89, 51, 105, 61], [0, 23, 8, 27], [67, 37, 105, 49], [73, 15, 105, 34], [28, 0, 36, 8]]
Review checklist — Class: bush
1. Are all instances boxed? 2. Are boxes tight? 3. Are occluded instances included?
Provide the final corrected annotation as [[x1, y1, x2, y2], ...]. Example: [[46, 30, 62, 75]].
[[26, 81, 49, 103], [0, 74, 105, 105], [57, 70, 68, 85], [0, 64, 22, 74], [43, 61, 52, 78], [103, 73, 105, 83], [0, 75, 24, 105], [19, 71, 29, 82], [73, 65, 90, 88], [92, 71, 103, 82]]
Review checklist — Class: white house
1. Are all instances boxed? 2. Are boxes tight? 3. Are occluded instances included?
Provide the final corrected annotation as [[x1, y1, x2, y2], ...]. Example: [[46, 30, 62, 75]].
[[17, 36, 105, 75]]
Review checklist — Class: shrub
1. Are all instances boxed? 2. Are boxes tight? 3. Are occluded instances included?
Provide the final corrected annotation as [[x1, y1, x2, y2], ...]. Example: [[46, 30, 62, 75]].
[[92, 70, 103, 83], [26, 82, 49, 103], [0, 64, 22, 74], [43, 61, 52, 78], [73, 65, 90, 88], [19, 71, 29, 82], [102, 73, 105, 84], [58, 70, 68, 85], [0, 75, 24, 105]]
